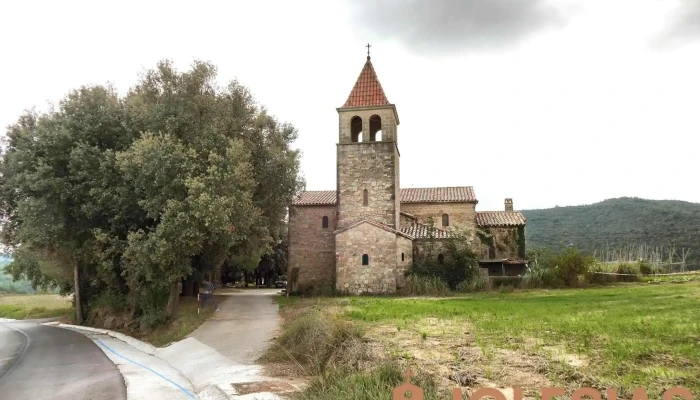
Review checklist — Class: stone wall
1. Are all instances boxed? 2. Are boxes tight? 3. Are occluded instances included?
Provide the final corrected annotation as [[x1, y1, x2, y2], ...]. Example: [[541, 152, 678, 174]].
[[337, 141, 399, 229], [400, 202, 477, 232], [480, 226, 524, 260], [288, 205, 337, 291], [338, 106, 398, 144], [399, 212, 417, 227], [396, 235, 413, 288], [335, 222, 398, 294]]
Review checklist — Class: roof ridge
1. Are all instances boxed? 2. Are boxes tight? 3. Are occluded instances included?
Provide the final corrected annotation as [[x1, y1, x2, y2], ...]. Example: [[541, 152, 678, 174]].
[[342, 59, 390, 108], [335, 219, 413, 239]]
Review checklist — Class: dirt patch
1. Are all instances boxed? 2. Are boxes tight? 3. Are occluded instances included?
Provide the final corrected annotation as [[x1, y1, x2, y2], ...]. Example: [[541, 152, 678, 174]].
[[364, 319, 554, 397], [231, 380, 299, 395]]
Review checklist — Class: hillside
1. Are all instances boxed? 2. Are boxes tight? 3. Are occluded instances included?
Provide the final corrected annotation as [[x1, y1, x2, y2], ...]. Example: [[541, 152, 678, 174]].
[[522, 197, 700, 267], [0, 256, 36, 294]]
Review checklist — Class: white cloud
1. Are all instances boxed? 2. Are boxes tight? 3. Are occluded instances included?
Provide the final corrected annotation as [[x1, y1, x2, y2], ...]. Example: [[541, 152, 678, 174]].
[[0, 0, 698, 212]]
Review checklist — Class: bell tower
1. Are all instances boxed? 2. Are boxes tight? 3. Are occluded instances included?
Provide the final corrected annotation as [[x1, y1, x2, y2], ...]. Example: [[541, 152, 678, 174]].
[[336, 48, 401, 230]]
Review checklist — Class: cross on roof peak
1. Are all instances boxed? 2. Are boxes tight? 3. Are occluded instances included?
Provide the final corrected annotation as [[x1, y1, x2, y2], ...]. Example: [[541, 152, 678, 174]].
[[366, 43, 371, 60]]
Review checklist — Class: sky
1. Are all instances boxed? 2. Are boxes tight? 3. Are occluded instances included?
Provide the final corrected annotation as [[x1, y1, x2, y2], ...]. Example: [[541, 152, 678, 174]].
[[1, 0, 699, 211]]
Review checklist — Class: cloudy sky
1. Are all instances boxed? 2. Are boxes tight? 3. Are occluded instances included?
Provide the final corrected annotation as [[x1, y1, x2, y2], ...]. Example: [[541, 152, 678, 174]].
[[1, 0, 699, 211]]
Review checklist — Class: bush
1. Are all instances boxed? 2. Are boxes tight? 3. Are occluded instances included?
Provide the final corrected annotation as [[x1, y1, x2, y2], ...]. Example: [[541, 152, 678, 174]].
[[300, 363, 441, 400], [398, 275, 450, 296], [524, 264, 564, 288], [553, 247, 594, 286], [585, 264, 617, 285], [262, 310, 365, 374], [490, 276, 525, 289], [456, 275, 490, 292], [638, 260, 653, 275], [616, 263, 641, 282]]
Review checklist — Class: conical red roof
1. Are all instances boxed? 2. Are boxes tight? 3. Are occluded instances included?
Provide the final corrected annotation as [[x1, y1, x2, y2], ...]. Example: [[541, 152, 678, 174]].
[[342, 58, 390, 108]]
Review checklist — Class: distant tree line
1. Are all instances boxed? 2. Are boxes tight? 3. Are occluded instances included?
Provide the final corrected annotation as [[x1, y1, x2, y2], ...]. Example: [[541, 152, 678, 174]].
[[523, 197, 700, 267], [0, 60, 303, 327]]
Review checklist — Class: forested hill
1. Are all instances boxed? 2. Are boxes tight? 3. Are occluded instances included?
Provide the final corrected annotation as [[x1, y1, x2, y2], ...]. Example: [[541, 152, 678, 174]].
[[522, 197, 700, 265]]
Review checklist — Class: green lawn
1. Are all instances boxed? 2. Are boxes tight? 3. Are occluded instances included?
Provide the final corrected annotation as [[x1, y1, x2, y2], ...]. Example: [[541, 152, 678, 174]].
[[0, 294, 74, 320], [339, 283, 700, 395]]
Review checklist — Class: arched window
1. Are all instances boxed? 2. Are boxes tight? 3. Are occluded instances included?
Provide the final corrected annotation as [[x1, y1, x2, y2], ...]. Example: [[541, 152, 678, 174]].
[[369, 115, 382, 141], [401, 253, 405, 261], [362, 254, 369, 265], [322, 216, 329, 229], [438, 253, 445, 264], [442, 213, 449, 227], [363, 189, 368, 206], [351, 116, 363, 143]]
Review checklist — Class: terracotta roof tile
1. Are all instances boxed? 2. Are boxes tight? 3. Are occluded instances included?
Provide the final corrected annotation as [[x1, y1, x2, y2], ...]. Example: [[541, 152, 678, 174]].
[[293, 191, 336, 206], [342, 58, 390, 108], [293, 187, 478, 206], [401, 223, 452, 239], [476, 211, 526, 227], [401, 187, 477, 203]]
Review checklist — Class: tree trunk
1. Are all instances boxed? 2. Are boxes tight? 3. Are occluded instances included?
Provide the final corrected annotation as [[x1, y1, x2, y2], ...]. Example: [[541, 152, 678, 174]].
[[73, 260, 84, 324], [166, 279, 181, 319]]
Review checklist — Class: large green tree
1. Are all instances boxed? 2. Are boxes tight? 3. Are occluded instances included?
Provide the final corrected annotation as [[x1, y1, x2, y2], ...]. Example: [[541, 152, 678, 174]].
[[0, 60, 303, 326]]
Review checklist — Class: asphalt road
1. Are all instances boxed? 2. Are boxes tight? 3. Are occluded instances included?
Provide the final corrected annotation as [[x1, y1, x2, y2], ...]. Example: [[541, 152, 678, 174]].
[[0, 320, 126, 400]]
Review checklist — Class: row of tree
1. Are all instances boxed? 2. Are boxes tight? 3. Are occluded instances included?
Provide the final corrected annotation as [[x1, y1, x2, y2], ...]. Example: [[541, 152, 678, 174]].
[[0, 60, 303, 326]]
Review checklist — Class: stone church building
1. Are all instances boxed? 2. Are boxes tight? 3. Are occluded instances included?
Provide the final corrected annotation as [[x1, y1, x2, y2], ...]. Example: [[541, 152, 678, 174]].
[[288, 54, 527, 294]]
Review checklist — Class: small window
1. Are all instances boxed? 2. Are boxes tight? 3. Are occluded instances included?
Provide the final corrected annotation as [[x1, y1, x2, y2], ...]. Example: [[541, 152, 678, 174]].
[[322, 216, 329, 229], [438, 254, 445, 263], [363, 189, 368, 206], [488, 245, 496, 259], [442, 213, 449, 227], [401, 253, 405, 261], [362, 254, 369, 265]]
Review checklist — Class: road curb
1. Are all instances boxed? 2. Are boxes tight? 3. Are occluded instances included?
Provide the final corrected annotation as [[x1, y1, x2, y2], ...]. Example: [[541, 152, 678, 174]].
[[55, 323, 157, 355]]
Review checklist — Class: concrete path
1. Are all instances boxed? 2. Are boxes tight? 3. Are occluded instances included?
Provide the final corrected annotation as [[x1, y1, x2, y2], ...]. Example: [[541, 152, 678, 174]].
[[189, 289, 282, 364], [0, 320, 126, 400]]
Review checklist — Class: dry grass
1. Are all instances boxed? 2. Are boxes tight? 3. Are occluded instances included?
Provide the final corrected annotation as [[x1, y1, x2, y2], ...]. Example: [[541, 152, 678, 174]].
[[0, 293, 74, 320]]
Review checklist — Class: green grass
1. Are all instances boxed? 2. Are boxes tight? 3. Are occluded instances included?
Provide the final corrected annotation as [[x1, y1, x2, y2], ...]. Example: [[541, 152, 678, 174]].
[[340, 283, 700, 395], [140, 296, 214, 346], [0, 294, 74, 320]]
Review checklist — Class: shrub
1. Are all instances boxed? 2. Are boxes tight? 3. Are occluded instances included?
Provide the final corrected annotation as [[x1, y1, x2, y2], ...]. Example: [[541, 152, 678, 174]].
[[456, 275, 490, 292], [585, 264, 617, 285], [553, 247, 594, 286], [524, 263, 564, 288], [490, 276, 525, 289], [638, 260, 653, 275], [300, 363, 441, 400], [262, 310, 365, 374], [616, 263, 641, 282], [398, 275, 450, 296]]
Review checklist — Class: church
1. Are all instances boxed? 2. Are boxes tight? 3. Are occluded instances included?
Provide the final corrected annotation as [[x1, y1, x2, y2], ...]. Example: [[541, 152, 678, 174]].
[[287, 52, 527, 294]]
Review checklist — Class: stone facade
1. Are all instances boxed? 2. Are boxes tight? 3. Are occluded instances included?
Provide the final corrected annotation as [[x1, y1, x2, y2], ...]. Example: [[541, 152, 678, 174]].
[[336, 141, 399, 230], [400, 202, 477, 231], [479, 226, 525, 260], [335, 221, 406, 294], [287, 54, 527, 294], [287, 205, 336, 292]]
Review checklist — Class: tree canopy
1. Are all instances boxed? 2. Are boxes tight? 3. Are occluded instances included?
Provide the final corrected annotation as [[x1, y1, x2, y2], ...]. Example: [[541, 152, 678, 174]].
[[0, 60, 303, 326]]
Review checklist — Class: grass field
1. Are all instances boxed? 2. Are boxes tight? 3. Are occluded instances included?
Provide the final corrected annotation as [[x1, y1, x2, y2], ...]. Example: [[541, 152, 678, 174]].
[[277, 282, 700, 398], [141, 296, 214, 346], [0, 294, 74, 320]]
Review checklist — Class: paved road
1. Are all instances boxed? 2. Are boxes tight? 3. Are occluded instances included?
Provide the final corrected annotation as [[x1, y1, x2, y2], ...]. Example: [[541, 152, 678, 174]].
[[0, 321, 126, 400], [189, 288, 282, 364]]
